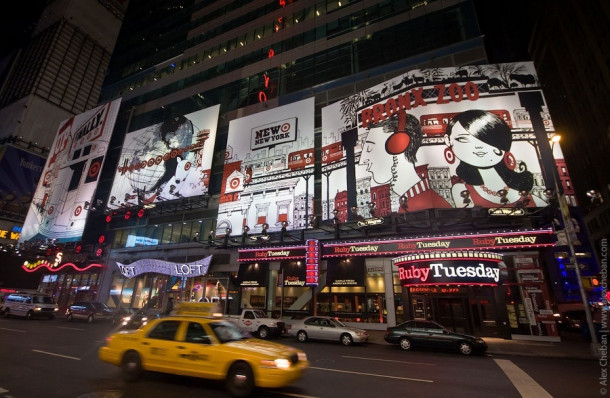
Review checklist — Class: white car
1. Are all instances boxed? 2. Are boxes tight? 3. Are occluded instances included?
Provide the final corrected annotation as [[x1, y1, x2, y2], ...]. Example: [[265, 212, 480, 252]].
[[286, 316, 368, 346]]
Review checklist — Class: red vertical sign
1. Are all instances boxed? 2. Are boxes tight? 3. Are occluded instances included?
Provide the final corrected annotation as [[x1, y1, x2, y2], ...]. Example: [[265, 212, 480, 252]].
[[305, 239, 319, 286]]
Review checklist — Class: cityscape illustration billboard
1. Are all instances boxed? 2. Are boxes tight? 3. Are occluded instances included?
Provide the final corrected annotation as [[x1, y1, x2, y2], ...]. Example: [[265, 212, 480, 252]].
[[217, 98, 315, 237], [107, 105, 220, 209], [20, 99, 122, 243], [321, 61, 568, 221]]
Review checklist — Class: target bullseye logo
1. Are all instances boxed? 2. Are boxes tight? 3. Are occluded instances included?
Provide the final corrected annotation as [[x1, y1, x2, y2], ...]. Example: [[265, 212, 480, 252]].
[[74, 206, 82, 217], [47, 206, 54, 215], [184, 162, 192, 171], [281, 122, 290, 132], [88, 161, 101, 177], [229, 178, 240, 189]]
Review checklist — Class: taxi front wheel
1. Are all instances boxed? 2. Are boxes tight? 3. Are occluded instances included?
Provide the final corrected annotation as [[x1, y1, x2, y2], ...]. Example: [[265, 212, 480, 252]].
[[121, 351, 142, 381], [226, 361, 254, 397]]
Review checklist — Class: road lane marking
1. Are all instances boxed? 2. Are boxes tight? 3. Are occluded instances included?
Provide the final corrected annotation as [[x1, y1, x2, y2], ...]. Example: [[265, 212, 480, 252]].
[[310, 366, 433, 383], [57, 326, 85, 331], [493, 359, 552, 398], [0, 387, 8, 393], [32, 349, 81, 361], [341, 355, 436, 366], [0, 327, 26, 333]]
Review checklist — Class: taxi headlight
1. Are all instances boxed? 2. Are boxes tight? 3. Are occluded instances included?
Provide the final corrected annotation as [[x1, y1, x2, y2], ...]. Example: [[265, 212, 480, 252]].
[[260, 359, 291, 369], [142, 317, 148, 322], [123, 316, 132, 321]]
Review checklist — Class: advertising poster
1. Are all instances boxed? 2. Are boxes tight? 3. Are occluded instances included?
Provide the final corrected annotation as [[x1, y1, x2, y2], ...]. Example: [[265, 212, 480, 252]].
[[0, 146, 46, 220], [321, 62, 567, 221], [107, 105, 220, 209], [217, 98, 315, 236], [20, 99, 122, 243]]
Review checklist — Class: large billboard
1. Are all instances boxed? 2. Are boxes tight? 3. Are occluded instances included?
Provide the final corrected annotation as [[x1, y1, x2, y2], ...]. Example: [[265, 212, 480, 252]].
[[0, 146, 46, 221], [321, 62, 565, 221], [217, 98, 315, 236], [20, 99, 122, 243], [107, 105, 220, 209]]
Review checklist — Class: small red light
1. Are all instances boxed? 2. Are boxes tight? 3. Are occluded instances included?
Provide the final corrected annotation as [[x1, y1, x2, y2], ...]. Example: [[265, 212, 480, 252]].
[[75, 245, 82, 254], [137, 208, 145, 218], [105, 215, 112, 223], [95, 248, 103, 257], [124, 211, 131, 220], [98, 235, 105, 244]]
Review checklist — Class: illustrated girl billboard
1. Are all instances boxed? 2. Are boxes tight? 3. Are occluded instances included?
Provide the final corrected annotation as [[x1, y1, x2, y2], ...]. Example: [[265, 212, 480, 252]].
[[321, 62, 563, 220]]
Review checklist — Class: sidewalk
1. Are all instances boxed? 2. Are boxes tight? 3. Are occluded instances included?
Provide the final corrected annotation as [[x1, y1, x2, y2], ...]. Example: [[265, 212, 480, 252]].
[[364, 330, 599, 360]]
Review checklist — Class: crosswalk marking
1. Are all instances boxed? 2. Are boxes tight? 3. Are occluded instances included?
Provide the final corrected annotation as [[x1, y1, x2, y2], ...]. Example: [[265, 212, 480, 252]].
[[494, 359, 552, 398]]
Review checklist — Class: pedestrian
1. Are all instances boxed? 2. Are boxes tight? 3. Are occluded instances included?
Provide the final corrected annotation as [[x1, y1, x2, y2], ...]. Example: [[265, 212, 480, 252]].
[[166, 297, 174, 315]]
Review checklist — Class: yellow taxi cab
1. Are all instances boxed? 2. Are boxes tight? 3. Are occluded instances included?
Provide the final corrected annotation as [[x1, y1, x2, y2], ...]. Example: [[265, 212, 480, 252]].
[[99, 302, 309, 397]]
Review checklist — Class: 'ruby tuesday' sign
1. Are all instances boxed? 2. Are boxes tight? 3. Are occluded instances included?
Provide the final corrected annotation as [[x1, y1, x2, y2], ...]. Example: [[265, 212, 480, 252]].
[[322, 230, 555, 258], [397, 259, 502, 286]]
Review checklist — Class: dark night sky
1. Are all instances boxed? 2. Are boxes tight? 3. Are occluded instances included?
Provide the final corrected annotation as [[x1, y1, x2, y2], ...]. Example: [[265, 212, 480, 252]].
[[0, 1, 47, 57]]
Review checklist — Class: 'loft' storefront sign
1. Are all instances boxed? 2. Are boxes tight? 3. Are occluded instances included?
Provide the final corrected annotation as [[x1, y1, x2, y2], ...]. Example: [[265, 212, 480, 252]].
[[116, 256, 212, 278], [394, 251, 503, 286]]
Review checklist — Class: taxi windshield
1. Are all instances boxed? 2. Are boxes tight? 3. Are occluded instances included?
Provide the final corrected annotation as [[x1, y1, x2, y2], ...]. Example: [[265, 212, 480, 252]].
[[210, 321, 250, 343]]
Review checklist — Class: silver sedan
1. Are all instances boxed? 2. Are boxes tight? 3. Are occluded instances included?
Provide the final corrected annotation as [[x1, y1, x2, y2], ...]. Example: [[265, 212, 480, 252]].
[[286, 316, 369, 346]]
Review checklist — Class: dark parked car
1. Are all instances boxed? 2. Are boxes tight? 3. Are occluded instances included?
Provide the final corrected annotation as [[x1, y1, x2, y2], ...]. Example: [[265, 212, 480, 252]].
[[384, 320, 487, 355], [66, 302, 114, 323]]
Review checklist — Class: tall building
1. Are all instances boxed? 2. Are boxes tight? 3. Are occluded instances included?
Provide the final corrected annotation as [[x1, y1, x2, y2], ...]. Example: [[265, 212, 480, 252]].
[[0, 0, 125, 287], [6, 0, 601, 341], [528, 0, 610, 254]]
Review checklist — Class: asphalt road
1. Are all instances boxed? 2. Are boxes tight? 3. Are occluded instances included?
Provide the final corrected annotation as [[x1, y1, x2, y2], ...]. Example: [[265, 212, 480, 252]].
[[0, 316, 600, 398]]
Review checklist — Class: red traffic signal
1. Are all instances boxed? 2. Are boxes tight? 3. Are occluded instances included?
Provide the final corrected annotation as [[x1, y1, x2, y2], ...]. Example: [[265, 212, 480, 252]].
[[98, 234, 106, 244]]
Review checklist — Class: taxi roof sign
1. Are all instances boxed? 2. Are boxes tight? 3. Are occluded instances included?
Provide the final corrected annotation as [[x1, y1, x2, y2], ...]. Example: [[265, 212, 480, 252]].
[[174, 302, 223, 318]]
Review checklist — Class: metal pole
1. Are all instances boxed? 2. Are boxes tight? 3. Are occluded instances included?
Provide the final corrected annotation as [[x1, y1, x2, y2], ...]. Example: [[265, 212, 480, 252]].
[[519, 92, 599, 353]]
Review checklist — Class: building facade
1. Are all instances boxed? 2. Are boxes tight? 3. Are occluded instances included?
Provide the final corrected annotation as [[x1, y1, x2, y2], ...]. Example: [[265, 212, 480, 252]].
[[5, 0, 602, 341]]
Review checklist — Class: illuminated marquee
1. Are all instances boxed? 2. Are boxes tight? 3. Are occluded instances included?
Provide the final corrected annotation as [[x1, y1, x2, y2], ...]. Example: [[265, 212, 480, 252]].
[[322, 229, 555, 258], [394, 251, 503, 286]]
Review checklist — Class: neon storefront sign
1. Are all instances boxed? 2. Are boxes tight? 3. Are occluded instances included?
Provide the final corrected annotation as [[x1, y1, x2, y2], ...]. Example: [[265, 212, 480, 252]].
[[394, 251, 503, 286]]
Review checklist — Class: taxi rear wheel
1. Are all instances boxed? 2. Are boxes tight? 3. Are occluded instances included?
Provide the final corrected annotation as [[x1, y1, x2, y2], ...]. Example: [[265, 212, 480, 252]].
[[121, 351, 142, 382], [87, 314, 94, 323], [26, 311, 34, 320], [226, 361, 254, 397]]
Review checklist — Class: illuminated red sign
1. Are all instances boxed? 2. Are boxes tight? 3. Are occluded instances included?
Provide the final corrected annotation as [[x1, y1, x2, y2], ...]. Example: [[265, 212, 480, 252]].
[[322, 229, 556, 258], [305, 239, 319, 286], [395, 251, 503, 286]]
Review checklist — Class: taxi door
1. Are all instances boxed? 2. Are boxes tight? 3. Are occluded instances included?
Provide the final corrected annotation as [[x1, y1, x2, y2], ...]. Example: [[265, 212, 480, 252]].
[[174, 321, 218, 377], [140, 320, 183, 373]]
